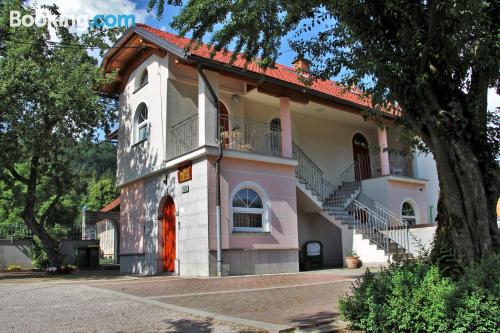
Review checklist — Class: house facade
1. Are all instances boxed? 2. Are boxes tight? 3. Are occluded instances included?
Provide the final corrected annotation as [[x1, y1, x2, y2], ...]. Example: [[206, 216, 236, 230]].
[[102, 24, 439, 276]]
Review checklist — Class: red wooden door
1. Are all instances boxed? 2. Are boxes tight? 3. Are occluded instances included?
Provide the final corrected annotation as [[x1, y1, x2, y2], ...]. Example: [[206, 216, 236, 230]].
[[352, 133, 371, 181], [162, 198, 176, 272]]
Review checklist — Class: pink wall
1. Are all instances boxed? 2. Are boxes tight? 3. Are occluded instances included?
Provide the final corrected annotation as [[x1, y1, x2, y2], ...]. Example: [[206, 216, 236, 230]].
[[386, 179, 428, 225], [120, 180, 145, 254], [208, 157, 299, 250]]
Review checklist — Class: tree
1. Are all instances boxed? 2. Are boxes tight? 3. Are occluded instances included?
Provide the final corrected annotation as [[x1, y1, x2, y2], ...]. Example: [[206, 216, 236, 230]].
[[0, 1, 116, 266], [84, 176, 120, 211], [148, 0, 499, 267]]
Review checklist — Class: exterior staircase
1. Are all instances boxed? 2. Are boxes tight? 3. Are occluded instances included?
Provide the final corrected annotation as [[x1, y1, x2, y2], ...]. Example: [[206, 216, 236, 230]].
[[293, 142, 414, 261]]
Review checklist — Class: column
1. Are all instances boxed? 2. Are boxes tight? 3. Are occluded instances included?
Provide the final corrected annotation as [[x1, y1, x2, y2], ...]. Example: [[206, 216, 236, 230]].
[[279, 97, 293, 158], [198, 70, 219, 147], [378, 126, 390, 175]]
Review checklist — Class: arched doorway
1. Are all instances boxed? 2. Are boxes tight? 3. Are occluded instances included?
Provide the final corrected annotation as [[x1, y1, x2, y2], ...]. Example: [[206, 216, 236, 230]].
[[162, 197, 176, 272], [352, 133, 371, 180]]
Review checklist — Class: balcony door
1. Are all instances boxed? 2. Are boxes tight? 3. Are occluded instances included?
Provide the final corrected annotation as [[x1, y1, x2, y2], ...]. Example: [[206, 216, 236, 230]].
[[352, 133, 371, 181], [219, 102, 230, 147]]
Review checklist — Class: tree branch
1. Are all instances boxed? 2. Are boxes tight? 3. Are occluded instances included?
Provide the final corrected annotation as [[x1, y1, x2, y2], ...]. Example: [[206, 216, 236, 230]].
[[418, 0, 438, 74], [7, 166, 29, 184]]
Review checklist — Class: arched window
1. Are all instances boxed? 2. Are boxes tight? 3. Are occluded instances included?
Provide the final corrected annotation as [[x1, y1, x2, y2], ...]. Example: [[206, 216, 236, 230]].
[[231, 183, 270, 232], [401, 201, 417, 226], [135, 103, 149, 143], [136, 69, 148, 90]]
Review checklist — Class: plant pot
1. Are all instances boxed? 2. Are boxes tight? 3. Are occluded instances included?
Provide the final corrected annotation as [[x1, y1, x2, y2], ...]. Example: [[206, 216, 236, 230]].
[[345, 256, 359, 269]]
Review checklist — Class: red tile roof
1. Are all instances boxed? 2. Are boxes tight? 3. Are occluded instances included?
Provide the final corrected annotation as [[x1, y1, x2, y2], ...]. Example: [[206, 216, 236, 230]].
[[136, 24, 379, 111], [100, 197, 120, 212]]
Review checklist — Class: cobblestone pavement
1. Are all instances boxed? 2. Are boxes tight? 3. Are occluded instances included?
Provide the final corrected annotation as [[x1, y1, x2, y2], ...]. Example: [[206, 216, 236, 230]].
[[0, 269, 365, 332], [91, 270, 362, 330], [0, 284, 260, 333]]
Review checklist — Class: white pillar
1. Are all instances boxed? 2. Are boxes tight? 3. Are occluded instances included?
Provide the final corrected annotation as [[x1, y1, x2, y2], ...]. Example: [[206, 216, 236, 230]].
[[198, 70, 219, 147], [279, 97, 293, 158], [378, 127, 390, 175]]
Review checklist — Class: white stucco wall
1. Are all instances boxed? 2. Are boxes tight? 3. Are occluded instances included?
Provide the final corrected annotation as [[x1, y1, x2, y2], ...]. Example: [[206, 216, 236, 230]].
[[415, 151, 440, 223], [117, 54, 169, 186]]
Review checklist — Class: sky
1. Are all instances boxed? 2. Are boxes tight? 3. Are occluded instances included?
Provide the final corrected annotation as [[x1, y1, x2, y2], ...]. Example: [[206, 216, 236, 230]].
[[29, 0, 499, 111]]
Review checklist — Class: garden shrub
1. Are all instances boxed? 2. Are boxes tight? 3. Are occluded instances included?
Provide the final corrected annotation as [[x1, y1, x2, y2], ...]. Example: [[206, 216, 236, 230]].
[[339, 256, 500, 333], [28, 237, 49, 269]]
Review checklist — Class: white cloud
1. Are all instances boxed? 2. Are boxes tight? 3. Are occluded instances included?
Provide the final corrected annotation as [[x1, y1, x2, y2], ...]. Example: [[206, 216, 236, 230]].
[[29, 0, 151, 33]]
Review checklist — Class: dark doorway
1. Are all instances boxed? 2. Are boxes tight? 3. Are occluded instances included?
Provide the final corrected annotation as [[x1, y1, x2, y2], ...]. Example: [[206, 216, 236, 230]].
[[352, 133, 371, 180]]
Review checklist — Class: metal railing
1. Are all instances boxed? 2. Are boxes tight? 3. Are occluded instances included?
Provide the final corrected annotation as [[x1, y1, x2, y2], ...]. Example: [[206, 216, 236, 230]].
[[388, 151, 414, 177], [0, 224, 84, 241], [219, 115, 281, 156], [353, 152, 414, 178], [291, 142, 412, 259], [293, 143, 324, 199], [167, 114, 199, 160], [352, 194, 410, 257]]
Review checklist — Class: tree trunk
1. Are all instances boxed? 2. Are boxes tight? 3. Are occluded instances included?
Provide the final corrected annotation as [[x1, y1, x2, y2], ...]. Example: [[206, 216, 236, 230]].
[[430, 133, 500, 269], [23, 153, 64, 267]]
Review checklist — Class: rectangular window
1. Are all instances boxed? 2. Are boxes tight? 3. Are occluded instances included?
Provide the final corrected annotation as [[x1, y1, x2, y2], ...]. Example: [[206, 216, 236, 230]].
[[233, 213, 262, 229], [138, 124, 149, 142]]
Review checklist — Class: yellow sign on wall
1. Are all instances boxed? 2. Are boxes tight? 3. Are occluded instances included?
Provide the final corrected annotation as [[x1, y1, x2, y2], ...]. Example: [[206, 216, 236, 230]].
[[177, 162, 192, 183]]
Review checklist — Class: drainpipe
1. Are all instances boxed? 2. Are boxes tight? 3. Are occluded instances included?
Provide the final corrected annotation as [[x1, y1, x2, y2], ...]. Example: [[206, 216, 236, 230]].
[[198, 65, 223, 277]]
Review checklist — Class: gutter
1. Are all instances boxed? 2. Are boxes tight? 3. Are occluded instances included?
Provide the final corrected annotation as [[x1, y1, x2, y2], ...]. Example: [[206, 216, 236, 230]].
[[197, 64, 224, 277]]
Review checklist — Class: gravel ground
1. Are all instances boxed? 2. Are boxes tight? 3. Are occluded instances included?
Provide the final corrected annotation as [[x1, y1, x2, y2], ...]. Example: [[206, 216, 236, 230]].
[[0, 284, 260, 333]]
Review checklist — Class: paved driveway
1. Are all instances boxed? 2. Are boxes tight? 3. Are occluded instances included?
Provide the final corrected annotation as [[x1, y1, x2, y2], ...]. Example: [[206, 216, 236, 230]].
[[91, 270, 362, 331], [0, 269, 364, 332]]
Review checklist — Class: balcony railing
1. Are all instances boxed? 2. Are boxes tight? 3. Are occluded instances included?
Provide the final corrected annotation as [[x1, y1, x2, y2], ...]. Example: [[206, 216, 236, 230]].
[[354, 151, 414, 179], [167, 114, 199, 160], [219, 115, 281, 156]]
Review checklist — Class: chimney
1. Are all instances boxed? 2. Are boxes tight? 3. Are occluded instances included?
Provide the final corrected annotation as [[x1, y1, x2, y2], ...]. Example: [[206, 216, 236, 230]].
[[292, 57, 310, 73]]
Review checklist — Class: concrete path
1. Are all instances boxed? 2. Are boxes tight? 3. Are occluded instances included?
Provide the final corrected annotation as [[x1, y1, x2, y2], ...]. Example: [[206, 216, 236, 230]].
[[0, 269, 367, 332]]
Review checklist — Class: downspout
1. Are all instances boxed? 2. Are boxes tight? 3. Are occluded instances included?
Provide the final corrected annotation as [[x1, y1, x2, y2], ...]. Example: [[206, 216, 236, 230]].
[[197, 65, 223, 277]]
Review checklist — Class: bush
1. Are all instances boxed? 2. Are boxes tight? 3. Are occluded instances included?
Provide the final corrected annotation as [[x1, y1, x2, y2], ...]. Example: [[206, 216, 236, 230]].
[[339, 256, 500, 333], [28, 237, 49, 269], [6, 264, 22, 271]]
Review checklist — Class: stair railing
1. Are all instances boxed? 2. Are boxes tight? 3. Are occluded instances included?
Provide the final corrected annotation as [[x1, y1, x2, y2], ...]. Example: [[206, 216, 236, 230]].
[[351, 196, 389, 253], [374, 202, 410, 253], [292, 143, 324, 200]]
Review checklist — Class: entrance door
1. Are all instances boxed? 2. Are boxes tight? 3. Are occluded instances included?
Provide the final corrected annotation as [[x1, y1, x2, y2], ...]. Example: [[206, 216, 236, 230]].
[[162, 197, 176, 272], [352, 133, 371, 180]]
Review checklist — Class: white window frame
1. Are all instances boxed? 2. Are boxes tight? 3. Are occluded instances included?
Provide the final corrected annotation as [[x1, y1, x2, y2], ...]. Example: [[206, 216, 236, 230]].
[[401, 199, 418, 226], [230, 181, 271, 233], [134, 102, 150, 144]]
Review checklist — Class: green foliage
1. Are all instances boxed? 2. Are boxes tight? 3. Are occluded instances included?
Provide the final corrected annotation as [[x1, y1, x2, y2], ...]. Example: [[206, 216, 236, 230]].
[[84, 176, 120, 211], [0, 0, 118, 263], [28, 237, 50, 269], [339, 257, 500, 333]]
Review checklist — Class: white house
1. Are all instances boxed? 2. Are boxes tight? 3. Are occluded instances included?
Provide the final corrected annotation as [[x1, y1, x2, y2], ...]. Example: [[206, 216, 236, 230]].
[[101, 24, 439, 276]]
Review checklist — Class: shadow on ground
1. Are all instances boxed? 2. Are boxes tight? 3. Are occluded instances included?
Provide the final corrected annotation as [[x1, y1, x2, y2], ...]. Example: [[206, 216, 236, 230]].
[[288, 311, 340, 328], [163, 318, 261, 333]]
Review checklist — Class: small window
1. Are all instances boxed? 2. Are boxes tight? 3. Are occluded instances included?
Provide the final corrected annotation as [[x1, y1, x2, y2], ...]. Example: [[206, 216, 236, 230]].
[[135, 103, 149, 143], [135, 69, 148, 92], [401, 201, 416, 226], [231, 186, 269, 232]]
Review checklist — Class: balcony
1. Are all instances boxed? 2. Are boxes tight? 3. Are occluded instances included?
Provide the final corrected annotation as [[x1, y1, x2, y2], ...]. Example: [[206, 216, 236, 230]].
[[354, 151, 414, 180], [167, 114, 281, 160], [219, 115, 281, 157], [167, 114, 199, 160]]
